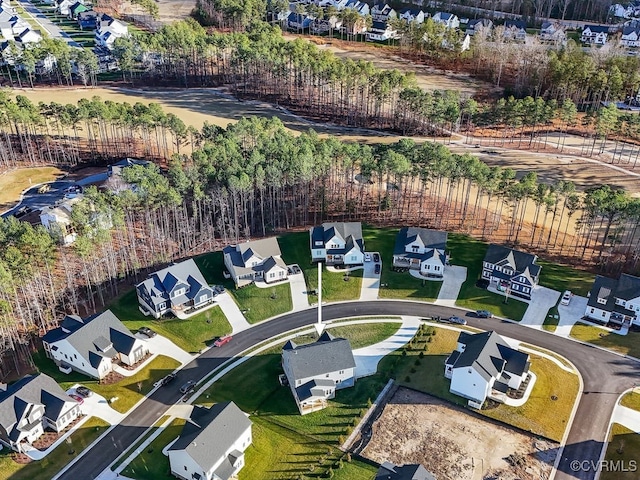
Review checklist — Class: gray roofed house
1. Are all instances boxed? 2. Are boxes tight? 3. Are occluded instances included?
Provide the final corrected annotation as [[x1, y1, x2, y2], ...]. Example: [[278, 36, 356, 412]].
[[0, 373, 81, 452], [310, 222, 365, 266], [167, 402, 252, 480], [42, 310, 149, 380], [467, 18, 493, 35], [445, 331, 530, 406], [376, 462, 437, 480], [223, 236, 288, 287], [481, 244, 540, 300], [392, 227, 448, 279], [282, 331, 357, 414], [585, 274, 640, 326], [136, 258, 215, 318]]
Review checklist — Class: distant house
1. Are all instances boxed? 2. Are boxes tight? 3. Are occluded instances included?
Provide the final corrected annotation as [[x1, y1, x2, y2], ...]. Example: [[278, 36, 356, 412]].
[[15, 27, 41, 44], [398, 8, 424, 24], [68, 1, 88, 19], [0, 373, 82, 453], [168, 402, 252, 480], [481, 244, 540, 300], [55, 0, 82, 16], [432, 12, 459, 29], [223, 237, 288, 287], [503, 20, 527, 42], [287, 11, 313, 30], [95, 13, 127, 50], [392, 227, 447, 279], [466, 18, 492, 36], [376, 461, 437, 480], [581, 25, 609, 45], [445, 331, 530, 407], [310, 16, 342, 34], [584, 274, 640, 326], [371, 3, 396, 22], [282, 331, 356, 414], [343, 0, 370, 16], [539, 21, 566, 44], [40, 196, 83, 245], [42, 310, 149, 380], [136, 259, 214, 318], [621, 26, 640, 47], [310, 222, 364, 266], [77, 10, 97, 29], [366, 21, 398, 41], [104, 158, 150, 192]]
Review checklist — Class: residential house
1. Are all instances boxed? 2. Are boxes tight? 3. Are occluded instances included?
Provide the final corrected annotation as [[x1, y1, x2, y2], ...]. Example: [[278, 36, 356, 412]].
[[432, 12, 459, 29], [392, 227, 447, 279], [445, 331, 530, 406], [95, 14, 127, 50], [15, 28, 41, 44], [310, 222, 364, 266], [584, 274, 640, 326], [104, 158, 150, 192], [56, 0, 82, 17], [0, 10, 29, 39], [136, 258, 215, 318], [466, 18, 492, 36], [539, 21, 566, 44], [481, 244, 540, 300], [0, 373, 82, 453], [366, 21, 398, 41], [168, 402, 252, 480], [371, 3, 396, 22], [503, 20, 527, 42], [282, 331, 356, 414], [310, 15, 342, 34], [287, 11, 313, 31], [581, 25, 609, 45], [77, 10, 97, 29], [223, 237, 288, 287], [68, 1, 88, 19], [398, 8, 425, 24], [375, 462, 437, 480], [40, 196, 83, 245], [621, 26, 640, 47], [343, 0, 369, 16], [42, 310, 149, 380], [108, 157, 150, 177]]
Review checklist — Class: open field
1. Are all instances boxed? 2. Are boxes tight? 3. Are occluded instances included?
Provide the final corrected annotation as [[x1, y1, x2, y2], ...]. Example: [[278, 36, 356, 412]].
[[0, 166, 64, 210], [362, 388, 558, 480], [601, 424, 640, 480]]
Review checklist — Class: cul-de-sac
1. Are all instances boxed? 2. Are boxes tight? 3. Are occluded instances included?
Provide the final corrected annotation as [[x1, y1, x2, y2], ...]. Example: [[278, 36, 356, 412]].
[[1, 0, 640, 479]]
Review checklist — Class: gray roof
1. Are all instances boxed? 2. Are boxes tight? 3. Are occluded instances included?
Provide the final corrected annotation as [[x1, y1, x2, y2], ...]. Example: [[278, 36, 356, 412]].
[[295, 378, 336, 401], [282, 331, 356, 382], [583, 24, 609, 33], [376, 462, 437, 480], [311, 222, 364, 254], [615, 274, 640, 300], [137, 258, 211, 307], [586, 274, 639, 318], [169, 402, 251, 476], [0, 373, 76, 435], [223, 237, 284, 279], [483, 244, 540, 279], [450, 331, 529, 382], [394, 227, 447, 255]]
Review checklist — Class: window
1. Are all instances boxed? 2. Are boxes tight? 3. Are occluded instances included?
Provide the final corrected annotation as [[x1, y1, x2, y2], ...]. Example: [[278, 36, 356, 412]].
[[411, 245, 419, 253], [74, 354, 77, 359], [269, 272, 275, 278], [602, 311, 606, 317], [184, 466, 187, 471], [326, 374, 330, 378], [590, 308, 595, 314], [174, 288, 186, 297], [435, 266, 440, 271], [597, 297, 607, 305], [339, 370, 344, 374]]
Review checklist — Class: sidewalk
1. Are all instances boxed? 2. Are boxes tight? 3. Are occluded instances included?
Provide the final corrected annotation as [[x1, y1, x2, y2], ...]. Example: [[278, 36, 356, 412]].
[[215, 292, 251, 333], [611, 403, 640, 432]]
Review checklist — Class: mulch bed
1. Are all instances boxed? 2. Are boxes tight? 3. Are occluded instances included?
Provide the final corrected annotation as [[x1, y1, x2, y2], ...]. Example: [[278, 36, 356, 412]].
[[119, 352, 152, 371], [100, 371, 125, 385]]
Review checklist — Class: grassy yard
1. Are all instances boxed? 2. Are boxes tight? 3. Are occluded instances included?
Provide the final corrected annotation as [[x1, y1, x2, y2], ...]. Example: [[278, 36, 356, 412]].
[[543, 304, 560, 332], [601, 424, 640, 480], [570, 322, 640, 358], [620, 391, 640, 411], [0, 417, 109, 480], [0, 166, 64, 209], [537, 259, 595, 297], [109, 290, 232, 353]]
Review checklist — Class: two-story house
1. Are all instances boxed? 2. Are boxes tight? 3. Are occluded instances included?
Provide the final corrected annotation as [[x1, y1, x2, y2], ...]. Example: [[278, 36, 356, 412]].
[[371, 3, 396, 22], [366, 21, 398, 41], [282, 331, 356, 414], [223, 237, 288, 287], [539, 21, 566, 44], [621, 26, 640, 48], [136, 259, 214, 318], [481, 244, 540, 300], [584, 274, 640, 326], [343, 0, 370, 16], [168, 402, 252, 480], [432, 12, 459, 29], [398, 8, 425, 24], [466, 18, 492, 36], [0, 373, 81, 453], [581, 25, 609, 45], [42, 310, 149, 380], [445, 331, 530, 407], [95, 13, 128, 50], [310, 222, 364, 266], [40, 196, 83, 246], [392, 227, 447, 279], [503, 20, 527, 42]]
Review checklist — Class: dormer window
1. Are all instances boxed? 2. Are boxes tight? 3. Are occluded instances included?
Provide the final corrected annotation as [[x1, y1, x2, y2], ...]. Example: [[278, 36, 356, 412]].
[[173, 288, 186, 297], [411, 245, 419, 253], [597, 297, 607, 305]]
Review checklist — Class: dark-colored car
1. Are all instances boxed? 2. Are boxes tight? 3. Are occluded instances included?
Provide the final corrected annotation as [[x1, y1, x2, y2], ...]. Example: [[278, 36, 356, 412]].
[[374, 264, 381, 274], [180, 380, 196, 394], [161, 373, 177, 386], [75, 386, 93, 398], [139, 326, 157, 338], [213, 335, 233, 347], [476, 310, 493, 318], [373, 253, 380, 263], [448, 316, 467, 325]]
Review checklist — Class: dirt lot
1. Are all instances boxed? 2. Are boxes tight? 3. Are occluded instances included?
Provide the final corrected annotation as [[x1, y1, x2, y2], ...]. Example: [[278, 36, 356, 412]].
[[363, 388, 558, 480]]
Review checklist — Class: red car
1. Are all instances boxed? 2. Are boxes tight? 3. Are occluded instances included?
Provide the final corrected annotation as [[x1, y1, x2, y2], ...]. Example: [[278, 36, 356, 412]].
[[69, 394, 84, 404], [213, 335, 232, 347]]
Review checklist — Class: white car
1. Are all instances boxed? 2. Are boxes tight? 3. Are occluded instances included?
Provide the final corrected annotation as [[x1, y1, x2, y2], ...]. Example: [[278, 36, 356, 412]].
[[561, 290, 572, 306], [364, 253, 372, 262]]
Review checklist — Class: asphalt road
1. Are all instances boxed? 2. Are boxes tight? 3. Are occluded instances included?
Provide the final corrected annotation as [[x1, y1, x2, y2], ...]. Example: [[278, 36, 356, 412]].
[[17, 0, 82, 48], [56, 301, 640, 480]]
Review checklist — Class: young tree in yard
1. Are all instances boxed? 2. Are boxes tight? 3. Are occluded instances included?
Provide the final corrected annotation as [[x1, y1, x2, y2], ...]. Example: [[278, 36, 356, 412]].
[[113, 36, 139, 84]]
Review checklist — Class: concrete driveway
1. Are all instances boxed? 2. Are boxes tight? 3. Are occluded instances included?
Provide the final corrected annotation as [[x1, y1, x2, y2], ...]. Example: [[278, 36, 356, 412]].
[[434, 265, 467, 307], [519, 286, 560, 327], [138, 334, 194, 365], [359, 256, 380, 301], [215, 292, 251, 333], [556, 295, 588, 337], [288, 271, 309, 311], [67, 386, 124, 425]]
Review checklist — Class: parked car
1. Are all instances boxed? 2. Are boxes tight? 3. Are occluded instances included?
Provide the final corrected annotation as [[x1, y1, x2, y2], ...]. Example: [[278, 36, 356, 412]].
[[179, 380, 196, 394], [561, 290, 572, 306], [373, 253, 380, 263], [75, 386, 93, 398], [364, 253, 372, 262], [448, 316, 467, 325], [213, 335, 232, 347], [69, 394, 84, 404], [213, 285, 226, 295], [138, 326, 156, 338], [476, 310, 493, 318], [374, 264, 381, 275], [160, 373, 177, 386]]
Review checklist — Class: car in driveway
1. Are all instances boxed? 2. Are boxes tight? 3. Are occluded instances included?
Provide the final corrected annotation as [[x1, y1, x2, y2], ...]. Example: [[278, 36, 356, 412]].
[[138, 326, 157, 338], [213, 335, 232, 347], [561, 290, 572, 306], [374, 264, 381, 275], [364, 253, 372, 262], [476, 310, 493, 318], [69, 394, 84, 404], [447, 316, 467, 325], [75, 386, 93, 398], [179, 380, 196, 394], [373, 253, 380, 263]]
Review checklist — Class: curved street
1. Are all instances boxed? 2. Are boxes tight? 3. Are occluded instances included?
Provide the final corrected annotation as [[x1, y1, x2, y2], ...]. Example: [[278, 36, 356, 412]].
[[56, 301, 640, 480]]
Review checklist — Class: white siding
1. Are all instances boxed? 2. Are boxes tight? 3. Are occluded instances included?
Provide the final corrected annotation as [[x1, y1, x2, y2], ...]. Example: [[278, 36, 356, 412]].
[[584, 305, 611, 322], [450, 367, 490, 403], [46, 339, 103, 379]]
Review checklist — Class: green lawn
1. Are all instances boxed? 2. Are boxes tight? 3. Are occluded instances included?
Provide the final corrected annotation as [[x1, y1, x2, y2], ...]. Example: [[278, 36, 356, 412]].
[[0, 417, 109, 480], [601, 424, 640, 480], [543, 304, 560, 332], [620, 391, 640, 411], [537, 259, 595, 296], [570, 322, 640, 358], [109, 290, 232, 353], [232, 283, 292, 323]]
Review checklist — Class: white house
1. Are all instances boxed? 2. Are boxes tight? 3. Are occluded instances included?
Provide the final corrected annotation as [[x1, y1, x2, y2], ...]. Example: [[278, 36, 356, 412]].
[[95, 14, 127, 50], [15, 27, 41, 44], [539, 21, 566, 44], [282, 331, 356, 414], [503, 20, 527, 42], [136, 258, 215, 318], [398, 8, 424, 24], [432, 12, 459, 29], [584, 274, 640, 326], [371, 3, 396, 22], [0, 373, 82, 453], [481, 244, 540, 300], [55, 0, 82, 16], [366, 21, 398, 41], [621, 26, 640, 48], [581, 25, 609, 45], [310, 222, 364, 266], [392, 227, 447, 279], [343, 0, 369, 16], [168, 402, 252, 480], [42, 310, 149, 380], [40, 196, 83, 245], [445, 331, 530, 407], [466, 18, 492, 36], [223, 237, 288, 287]]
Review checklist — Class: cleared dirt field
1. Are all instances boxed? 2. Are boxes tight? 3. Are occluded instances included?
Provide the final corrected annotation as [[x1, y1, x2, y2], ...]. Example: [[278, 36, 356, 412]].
[[363, 388, 558, 480]]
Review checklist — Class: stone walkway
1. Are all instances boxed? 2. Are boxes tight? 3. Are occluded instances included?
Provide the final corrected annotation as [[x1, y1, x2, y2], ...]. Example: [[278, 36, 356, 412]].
[[434, 265, 467, 307], [214, 292, 251, 333]]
